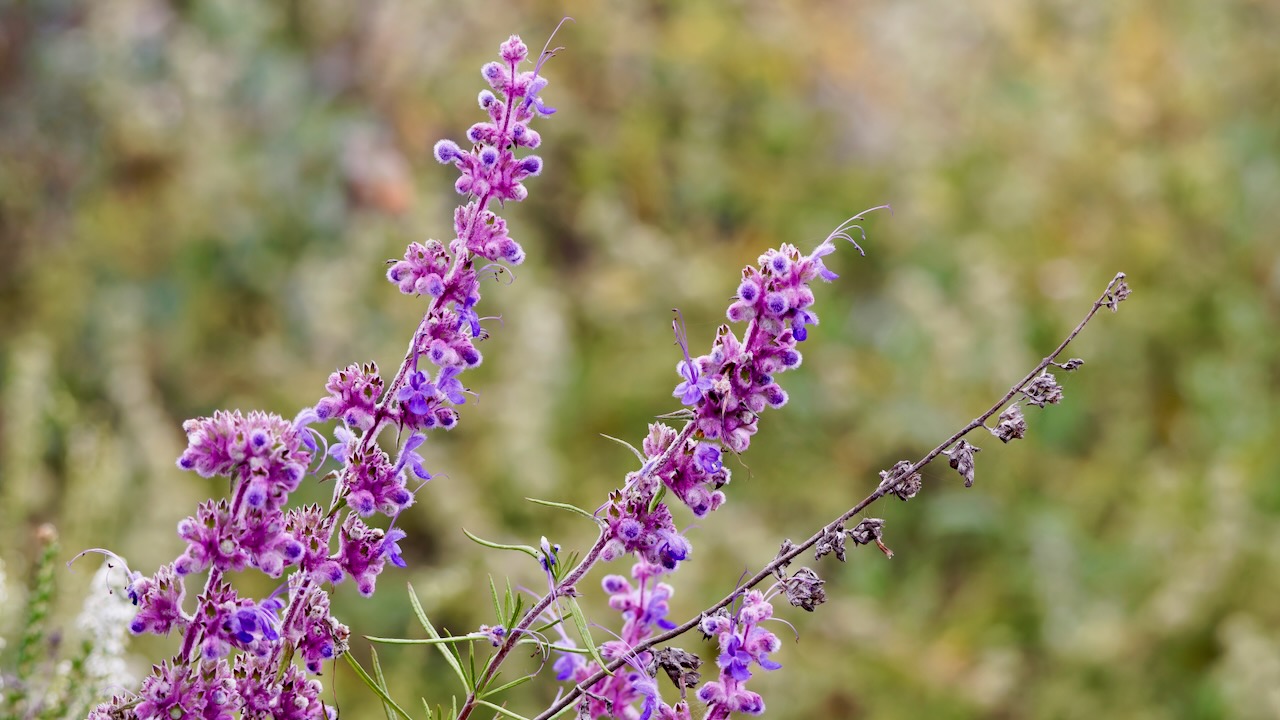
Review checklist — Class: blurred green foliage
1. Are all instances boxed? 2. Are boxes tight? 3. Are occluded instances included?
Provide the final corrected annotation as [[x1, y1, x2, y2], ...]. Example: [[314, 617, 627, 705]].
[[2, 0, 1278, 718]]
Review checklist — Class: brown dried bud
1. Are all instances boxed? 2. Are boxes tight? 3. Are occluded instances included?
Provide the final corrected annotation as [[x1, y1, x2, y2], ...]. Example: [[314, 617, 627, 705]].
[[1107, 276, 1131, 311], [1023, 373, 1064, 407], [1058, 358, 1084, 371], [814, 524, 847, 562], [774, 538, 799, 578], [991, 404, 1027, 443], [848, 518, 894, 558], [783, 567, 827, 612], [879, 460, 922, 501], [654, 647, 702, 697], [945, 439, 981, 487]]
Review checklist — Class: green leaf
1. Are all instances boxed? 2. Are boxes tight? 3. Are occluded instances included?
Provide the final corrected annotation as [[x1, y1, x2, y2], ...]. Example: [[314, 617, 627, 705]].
[[462, 528, 539, 560], [525, 497, 602, 525], [371, 647, 395, 720], [597, 433, 646, 462], [480, 673, 536, 699], [366, 634, 481, 646], [476, 699, 534, 720], [407, 583, 468, 689], [341, 653, 415, 720], [532, 615, 568, 634], [564, 597, 608, 674], [489, 575, 503, 622]]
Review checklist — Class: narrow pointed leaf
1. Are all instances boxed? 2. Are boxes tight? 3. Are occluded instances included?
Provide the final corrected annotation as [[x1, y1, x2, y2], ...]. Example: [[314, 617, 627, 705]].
[[407, 583, 468, 689], [480, 673, 537, 699], [476, 699, 533, 720], [525, 497, 602, 524], [462, 528, 539, 560], [597, 434, 646, 462], [341, 653, 414, 720], [564, 597, 608, 674], [371, 647, 396, 720]]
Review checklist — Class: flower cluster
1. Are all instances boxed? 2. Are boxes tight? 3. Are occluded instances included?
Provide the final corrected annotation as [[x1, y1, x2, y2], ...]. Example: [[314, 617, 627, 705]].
[[697, 591, 783, 718], [568, 224, 869, 717], [85, 32, 558, 719], [599, 229, 865, 581], [556, 562, 689, 720]]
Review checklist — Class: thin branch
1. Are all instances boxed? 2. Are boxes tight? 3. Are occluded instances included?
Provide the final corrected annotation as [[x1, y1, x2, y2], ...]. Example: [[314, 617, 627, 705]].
[[535, 271, 1128, 720], [455, 422, 699, 720]]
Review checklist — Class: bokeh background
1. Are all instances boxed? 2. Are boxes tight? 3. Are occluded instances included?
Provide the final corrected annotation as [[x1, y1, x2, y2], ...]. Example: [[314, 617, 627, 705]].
[[2, 0, 1279, 718]]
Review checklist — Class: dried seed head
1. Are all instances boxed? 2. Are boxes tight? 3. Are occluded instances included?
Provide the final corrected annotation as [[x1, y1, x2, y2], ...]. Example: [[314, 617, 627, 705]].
[[1105, 275, 1131, 311], [783, 567, 827, 612], [945, 439, 981, 487], [879, 460, 922, 501], [1023, 373, 1064, 407], [654, 646, 703, 697], [814, 524, 847, 562], [991, 404, 1027, 443], [848, 517, 893, 557]]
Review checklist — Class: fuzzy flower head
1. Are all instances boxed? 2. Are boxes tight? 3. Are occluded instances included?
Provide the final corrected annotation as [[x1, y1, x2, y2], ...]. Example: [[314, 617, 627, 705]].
[[284, 505, 343, 585], [126, 562, 189, 637], [332, 514, 393, 596], [286, 579, 350, 674], [176, 410, 312, 511], [643, 424, 730, 517], [343, 446, 414, 518], [602, 486, 692, 571], [314, 362, 383, 430], [697, 590, 782, 719]]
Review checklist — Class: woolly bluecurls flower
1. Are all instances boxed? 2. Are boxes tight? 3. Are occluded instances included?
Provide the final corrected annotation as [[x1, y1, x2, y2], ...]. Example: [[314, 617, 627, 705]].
[[602, 484, 692, 571], [332, 513, 394, 596], [396, 366, 464, 432], [313, 362, 383, 430], [192, 582, 283, 661], [174, 499, 248, 576], [126, 563, 189, 637], [176, 411, 312, 511], [284, 505, 343, 585], [433, 34, 553, 263], [134, 662, 202, 719], [286, 577, 350, 674], [674, 231, 865, 457], [196, 658, 241, 720], [603, 561, 679, 636], [476, 624, 507, 647], [697, 590, 782, 718], [235, 653, 331, 719], [560, 562, 688, 720], [237, 506, 304, 578], [642, 424, 730, 517], [342, 446, 414, 518], [417, 310, 484, 370], [387, 240, 451, 297]]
